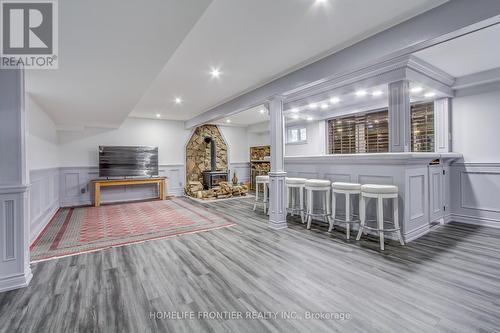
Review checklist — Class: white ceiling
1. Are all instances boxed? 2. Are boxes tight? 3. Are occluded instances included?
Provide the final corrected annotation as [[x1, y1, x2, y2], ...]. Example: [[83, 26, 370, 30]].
[[26, 0, 448, 129], [132, 0, 448, 122], [26, 0, 213, 129], [414, 23, 500, 77]]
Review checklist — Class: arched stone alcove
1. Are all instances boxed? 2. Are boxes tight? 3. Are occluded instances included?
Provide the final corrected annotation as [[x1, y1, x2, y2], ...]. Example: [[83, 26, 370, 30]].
[[185, 124, 228, 183]]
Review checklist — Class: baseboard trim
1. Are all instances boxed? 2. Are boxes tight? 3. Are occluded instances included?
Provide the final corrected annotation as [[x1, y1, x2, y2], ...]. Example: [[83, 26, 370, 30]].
[[404, 223, 431, 242], [443, 214, 453, 224], [449, 213, 500, 228], [0, 269, 33, 293]]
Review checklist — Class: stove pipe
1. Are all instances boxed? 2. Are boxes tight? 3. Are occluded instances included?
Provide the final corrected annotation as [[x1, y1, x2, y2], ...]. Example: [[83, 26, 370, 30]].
[[204, 136, 217, 171]]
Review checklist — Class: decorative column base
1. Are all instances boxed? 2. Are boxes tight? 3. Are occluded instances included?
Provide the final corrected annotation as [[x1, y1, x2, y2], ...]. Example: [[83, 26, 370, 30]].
[[268, 171, 287, 230], [0, 271, 33, 293], [0, 188, 32, 293]]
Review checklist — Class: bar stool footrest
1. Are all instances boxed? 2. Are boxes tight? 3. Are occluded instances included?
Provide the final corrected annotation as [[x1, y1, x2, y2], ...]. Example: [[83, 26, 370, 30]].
[[332, 218, 360, 224], [305, 213, 330, 218], [360, 225, 401, 232]]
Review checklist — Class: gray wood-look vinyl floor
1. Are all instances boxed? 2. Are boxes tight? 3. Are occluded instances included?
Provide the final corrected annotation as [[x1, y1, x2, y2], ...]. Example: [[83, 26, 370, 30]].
[[1, 197, 500, 333]]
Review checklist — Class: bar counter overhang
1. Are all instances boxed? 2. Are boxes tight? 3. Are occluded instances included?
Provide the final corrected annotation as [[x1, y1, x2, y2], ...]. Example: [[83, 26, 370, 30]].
[[285, 152, 462, 242]]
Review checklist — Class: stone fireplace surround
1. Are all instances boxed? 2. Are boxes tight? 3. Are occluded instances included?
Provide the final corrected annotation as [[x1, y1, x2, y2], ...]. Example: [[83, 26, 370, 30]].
[[185, 124, 228, 184]]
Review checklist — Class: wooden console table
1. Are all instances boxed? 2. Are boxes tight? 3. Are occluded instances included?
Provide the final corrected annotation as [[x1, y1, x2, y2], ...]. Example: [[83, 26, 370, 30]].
[[93, 177, 167, 207]]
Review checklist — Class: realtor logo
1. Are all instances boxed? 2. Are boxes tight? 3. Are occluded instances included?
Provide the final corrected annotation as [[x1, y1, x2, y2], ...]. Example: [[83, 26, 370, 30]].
[[1, 0, 58, 69]]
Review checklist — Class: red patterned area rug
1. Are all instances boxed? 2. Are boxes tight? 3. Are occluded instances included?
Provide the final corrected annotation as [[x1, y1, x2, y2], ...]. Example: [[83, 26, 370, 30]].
[[30, 198, 235, 262]]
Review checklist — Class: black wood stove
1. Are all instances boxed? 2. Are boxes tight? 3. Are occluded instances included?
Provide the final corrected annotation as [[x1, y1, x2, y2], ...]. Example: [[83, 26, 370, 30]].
[[202, 136, 228, 189]]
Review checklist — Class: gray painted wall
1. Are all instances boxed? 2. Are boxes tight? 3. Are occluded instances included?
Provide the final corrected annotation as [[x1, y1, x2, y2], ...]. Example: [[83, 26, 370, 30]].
[[59, 165, 184, 207], [448, 84, 500, 227]]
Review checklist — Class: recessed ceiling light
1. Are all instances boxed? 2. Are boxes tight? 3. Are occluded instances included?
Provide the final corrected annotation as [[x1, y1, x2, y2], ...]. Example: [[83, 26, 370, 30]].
[[226, 119, 231, 123], [330, 97, 340, 104], [292, 114, 299, 120], [320, 103, 328, 110], [291, 107, 299, 113], [307, 116, 313, 121], [424, 92, 436, 98], [156, 113, 161, 118], [210, 67, 222, 79], [410, 86, 423, 93], [309, 103, 318, 109], [174, 97, 182, 104], [259, 109, 265, 114], [372, 90, 383, 97], [355, 90, 367, 97]]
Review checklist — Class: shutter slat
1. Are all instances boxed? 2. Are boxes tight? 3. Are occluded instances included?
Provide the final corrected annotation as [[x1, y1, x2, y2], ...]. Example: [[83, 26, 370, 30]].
[[328, 110, 389, 154], [328, 103, 434, 154], [411, 102, 434, 152]]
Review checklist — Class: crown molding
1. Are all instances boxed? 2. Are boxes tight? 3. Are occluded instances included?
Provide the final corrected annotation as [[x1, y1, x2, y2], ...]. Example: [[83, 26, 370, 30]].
[[406, 55, 456, 86], [453, 67, 500, 90]]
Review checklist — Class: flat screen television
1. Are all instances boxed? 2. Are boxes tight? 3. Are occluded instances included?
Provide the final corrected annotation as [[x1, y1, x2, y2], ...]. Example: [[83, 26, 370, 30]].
[[99, 146, 159, 178]]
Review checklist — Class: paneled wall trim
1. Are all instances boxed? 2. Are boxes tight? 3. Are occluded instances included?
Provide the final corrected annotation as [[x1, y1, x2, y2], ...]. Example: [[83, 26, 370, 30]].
[[450, 163, 500, 228], [59, 164, 186, 207], [30, 168, 59, 243], [285, 153, 461, 242], [229, 162, 251, 184]]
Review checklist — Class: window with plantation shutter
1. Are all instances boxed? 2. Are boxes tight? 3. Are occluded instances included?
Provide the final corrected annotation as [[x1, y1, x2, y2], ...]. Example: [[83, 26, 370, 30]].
[[365, 111, 389, 153], [328, 110, 389, 154], [328, 116, 356, 154], [411, 102, 434, 152]]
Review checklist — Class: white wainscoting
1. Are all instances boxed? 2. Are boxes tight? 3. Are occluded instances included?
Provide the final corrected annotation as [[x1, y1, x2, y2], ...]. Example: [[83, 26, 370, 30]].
[[59, 164, 185, 208], [450, 163, 500, 228], [229, 162, 251, 184], [29, 168, 60, 242], [404, 168, 430, 240], [284, 154, 461, 242], [0, 189, 32, 292], [284, 161, 408, 240]]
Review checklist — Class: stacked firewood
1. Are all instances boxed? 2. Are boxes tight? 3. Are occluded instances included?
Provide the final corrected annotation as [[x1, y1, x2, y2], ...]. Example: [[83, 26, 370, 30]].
[[185, 181, 204, 197], [185, 181, 248, 200]]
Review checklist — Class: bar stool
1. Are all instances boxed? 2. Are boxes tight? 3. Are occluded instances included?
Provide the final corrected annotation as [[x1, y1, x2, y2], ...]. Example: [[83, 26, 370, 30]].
[[356, 184, 405, 250], [253, 175, 269, 214], [330, 182, 361, 239], [305, 179, 331, 229], [286, 177, 307, 223]]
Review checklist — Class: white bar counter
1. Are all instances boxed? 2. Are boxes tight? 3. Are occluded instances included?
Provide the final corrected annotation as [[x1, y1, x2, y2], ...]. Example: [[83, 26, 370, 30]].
[[284, 153, 462, 242]]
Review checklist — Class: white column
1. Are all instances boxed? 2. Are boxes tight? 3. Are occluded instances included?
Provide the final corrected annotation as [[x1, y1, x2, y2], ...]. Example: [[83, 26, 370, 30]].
[[268, 96, 287, 230], [388, 80, 411, 152], [0, 68, 32, 292], [434, 98, 451, 153]]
